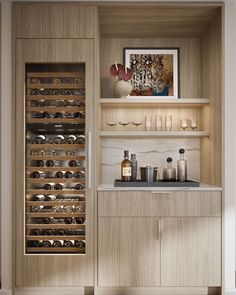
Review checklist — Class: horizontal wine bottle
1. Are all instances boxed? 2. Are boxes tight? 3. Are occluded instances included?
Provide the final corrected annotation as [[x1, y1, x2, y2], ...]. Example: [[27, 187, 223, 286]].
[[32, 194, 45, 201], [53, 135, 65, 144], [41, 240, 52, 247], [30, 229, 41, 236], [32, 135, 47, 144], [55, 171, 64, 178], [37, 160, 45, 167], [53, 240, 62, 248], [76, 135, 85, 144], [66, 135, 77, 144], [68, 160, 81, 167], [31, 171, 46, 179], [64, 171, 73, 178], [44, 195, 56, 201], [64, 240, 74, 247], [74, 183, 85, 191], [43, 183, 54, 190], [54, 183, 65, 190], [74, 240, 85, 248]]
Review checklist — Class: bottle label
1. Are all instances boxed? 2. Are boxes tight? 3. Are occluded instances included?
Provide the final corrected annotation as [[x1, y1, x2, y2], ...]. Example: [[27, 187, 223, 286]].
[[122, 167, 131, 177]]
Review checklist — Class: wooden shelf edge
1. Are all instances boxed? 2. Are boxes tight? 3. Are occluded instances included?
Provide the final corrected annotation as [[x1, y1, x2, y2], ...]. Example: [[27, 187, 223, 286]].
[[100, 98, 210, 105], [99, 131, 210, 138], [26, 224, 85, 229], [26, 247, 85, 253], [26, 235, 86, 240]]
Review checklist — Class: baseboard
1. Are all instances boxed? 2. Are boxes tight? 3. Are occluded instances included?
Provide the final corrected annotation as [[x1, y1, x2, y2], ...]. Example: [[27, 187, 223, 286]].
[[94, 286, 209, 295], [14, 287, 85, 295]]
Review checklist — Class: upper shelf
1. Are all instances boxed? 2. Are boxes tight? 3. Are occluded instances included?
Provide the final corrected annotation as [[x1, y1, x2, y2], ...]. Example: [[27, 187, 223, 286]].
[[100, 98, 210, 107]]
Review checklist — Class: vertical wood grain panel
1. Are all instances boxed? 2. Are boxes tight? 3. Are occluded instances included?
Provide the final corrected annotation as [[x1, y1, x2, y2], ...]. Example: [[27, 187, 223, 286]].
[[98, 217, 161, 286], [200, 11, 222, 186], [161, 217, 221, 286], [13, 3, 96, 38]]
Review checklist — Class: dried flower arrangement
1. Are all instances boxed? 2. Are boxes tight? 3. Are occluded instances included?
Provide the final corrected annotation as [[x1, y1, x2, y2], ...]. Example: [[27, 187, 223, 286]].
[[110, 62, 133, 81]]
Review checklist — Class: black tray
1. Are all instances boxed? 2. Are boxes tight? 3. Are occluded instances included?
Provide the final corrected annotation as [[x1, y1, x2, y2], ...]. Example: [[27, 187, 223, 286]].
[[114, 179, 200, 187]]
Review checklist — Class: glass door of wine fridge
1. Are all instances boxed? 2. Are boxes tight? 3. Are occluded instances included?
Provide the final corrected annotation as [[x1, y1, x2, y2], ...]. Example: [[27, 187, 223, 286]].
[[25, 64, 87, 254]]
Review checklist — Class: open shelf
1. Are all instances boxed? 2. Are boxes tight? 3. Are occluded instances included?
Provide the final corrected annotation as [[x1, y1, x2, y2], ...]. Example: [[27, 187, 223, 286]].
[[27, 178, 85, 184], [27, 167, 85, 172], [26, 212, 85, 218], [100, 98, 210, 107], [27, 144, 85, 149], [27, 189, 86, 195], [26, 200, 85, 206], [27, 107, 85, 112], [27, 155, 85, 160], [26, 235, 86, 240], [27, 83, 85, 89], [26, 224, 85, 229], [27, 247, 85, 253], [100, 131, 210, 138], [27, 95, 85, 100]]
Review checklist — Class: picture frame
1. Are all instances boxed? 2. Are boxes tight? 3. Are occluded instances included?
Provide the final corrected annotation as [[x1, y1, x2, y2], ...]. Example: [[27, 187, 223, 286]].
[[124, 48, 179, 99]]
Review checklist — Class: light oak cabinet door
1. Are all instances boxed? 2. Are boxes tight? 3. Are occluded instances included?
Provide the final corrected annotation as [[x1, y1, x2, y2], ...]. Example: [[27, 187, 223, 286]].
[[98, 217, 161, 286], [161, 217, 221, 286]]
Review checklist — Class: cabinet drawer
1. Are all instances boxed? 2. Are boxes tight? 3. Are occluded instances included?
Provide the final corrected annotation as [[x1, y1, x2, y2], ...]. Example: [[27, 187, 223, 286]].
[[98, 191, 221, 217]]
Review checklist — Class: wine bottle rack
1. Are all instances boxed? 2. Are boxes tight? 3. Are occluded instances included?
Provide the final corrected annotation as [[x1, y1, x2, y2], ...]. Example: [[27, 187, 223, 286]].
[[25, 65, 87, 254]]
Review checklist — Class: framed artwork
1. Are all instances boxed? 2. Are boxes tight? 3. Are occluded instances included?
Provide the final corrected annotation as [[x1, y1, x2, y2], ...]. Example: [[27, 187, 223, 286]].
[[124, 48, 179, 98]]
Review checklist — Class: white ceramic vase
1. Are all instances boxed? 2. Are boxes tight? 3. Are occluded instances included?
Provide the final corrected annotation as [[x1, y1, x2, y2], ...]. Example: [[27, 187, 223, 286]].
[[113, 80, 132, 98]]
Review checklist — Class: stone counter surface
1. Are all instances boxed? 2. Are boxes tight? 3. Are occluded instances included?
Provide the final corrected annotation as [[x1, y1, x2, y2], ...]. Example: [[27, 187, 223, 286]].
[[97, 183, 222, 192]]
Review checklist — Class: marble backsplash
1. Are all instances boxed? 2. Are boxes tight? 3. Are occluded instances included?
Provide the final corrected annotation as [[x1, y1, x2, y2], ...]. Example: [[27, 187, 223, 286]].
[[101, 138, 200, 184]]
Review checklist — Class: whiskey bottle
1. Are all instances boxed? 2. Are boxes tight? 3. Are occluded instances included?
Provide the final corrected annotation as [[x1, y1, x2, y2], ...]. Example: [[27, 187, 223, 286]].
[[31, 171, 46, 179], [121, 150, 131, 182]]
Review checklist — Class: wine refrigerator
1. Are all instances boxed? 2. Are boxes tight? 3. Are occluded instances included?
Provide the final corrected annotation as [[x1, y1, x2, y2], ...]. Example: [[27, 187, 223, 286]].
[[25, 63, 89, 254]]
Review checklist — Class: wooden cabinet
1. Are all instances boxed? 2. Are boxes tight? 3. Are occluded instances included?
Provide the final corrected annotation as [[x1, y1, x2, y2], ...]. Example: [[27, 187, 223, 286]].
[[161, 217, 221, 286], [98, 217, 161, 286], [15, 39, 94, 286], [98, 190, 221, 287], [13, 3, 97, 38]]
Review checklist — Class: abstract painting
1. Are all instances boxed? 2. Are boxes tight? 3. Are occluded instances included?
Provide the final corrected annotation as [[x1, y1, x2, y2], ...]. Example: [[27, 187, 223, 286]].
[[124, 48, 179, 98]]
